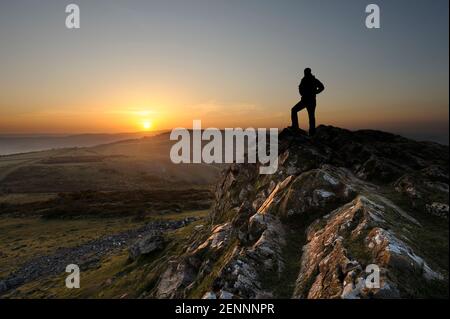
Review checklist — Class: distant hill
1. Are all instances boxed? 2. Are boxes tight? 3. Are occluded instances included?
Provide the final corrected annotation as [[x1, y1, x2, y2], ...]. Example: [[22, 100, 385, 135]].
[[0, 131, 223, 193], [0, 131, 167, 156]]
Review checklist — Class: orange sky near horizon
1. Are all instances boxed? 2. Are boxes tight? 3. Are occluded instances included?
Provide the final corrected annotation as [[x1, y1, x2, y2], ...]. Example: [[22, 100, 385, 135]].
[[0, 79, 447, 134], [1, 97, 447, 134]]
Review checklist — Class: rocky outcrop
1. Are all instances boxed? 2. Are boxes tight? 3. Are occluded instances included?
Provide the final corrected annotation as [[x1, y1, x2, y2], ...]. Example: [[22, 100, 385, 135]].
[[128, 230, 166, 261], [149, 126, 449, 299], [293, 195, 443, 299], [394, 166, 449, 219]]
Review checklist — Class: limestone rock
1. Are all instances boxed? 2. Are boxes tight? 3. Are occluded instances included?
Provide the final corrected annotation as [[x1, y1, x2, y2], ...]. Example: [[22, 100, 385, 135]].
[[148, 125, 448, 299], [128, 230, 166, 261]]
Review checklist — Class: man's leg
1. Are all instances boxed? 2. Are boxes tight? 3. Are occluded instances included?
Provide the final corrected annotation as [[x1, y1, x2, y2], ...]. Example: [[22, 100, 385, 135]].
[[307, 102, 316, 136], [291, 100, 306, 129]]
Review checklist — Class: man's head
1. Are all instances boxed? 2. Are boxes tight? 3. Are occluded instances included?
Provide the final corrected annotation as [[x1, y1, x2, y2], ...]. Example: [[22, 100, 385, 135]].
[[304, 68, 312, 76]]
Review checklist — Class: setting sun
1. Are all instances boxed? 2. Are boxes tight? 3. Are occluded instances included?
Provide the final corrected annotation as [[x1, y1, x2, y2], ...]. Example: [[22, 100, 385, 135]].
[[142, 120, 152, 130]]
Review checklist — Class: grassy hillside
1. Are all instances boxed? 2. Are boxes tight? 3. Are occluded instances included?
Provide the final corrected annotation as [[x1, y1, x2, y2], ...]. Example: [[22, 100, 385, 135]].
[[0, 133, 222, 194], [0, 133, 222, 298]]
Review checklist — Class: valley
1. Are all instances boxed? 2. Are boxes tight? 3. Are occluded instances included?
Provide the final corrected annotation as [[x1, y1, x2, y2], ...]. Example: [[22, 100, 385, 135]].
[[0, 132, 221, 298]]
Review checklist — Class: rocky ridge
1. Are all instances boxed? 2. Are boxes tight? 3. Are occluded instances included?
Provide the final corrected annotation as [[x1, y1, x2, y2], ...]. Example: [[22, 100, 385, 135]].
[[149, 125, 449, 299]]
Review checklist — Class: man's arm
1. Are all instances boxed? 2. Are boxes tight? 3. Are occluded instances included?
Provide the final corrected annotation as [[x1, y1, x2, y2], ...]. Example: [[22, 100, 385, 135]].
[[316, 79, 325, 95]]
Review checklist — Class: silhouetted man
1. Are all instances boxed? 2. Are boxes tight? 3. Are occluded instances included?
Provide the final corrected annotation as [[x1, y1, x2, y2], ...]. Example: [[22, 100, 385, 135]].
[[291, 68, 325, 136]]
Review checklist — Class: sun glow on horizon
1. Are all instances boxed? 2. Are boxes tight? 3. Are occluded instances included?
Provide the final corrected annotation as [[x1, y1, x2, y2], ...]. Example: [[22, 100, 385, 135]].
[[142, 120, 152, 131]]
